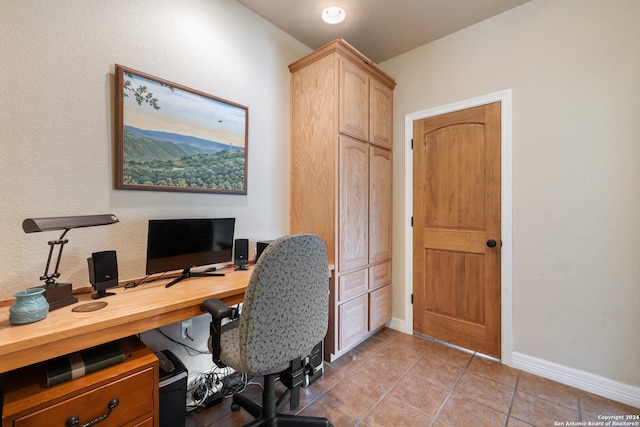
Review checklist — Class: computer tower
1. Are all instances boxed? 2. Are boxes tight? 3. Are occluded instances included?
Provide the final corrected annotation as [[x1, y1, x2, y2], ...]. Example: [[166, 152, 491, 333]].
[[157, 350, 188, 427], [303, 341, 324, 387]]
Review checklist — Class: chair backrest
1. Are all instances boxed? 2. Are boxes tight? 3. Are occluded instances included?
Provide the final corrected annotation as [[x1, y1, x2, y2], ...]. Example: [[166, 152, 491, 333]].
[[238, 234, 329, 374]]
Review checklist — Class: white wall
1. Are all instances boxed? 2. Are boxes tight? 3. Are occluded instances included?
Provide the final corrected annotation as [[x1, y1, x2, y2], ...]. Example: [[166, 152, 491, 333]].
[[380, 0, 640, 399], [0, 0, 310, 300], [0, 0, 310, 386]]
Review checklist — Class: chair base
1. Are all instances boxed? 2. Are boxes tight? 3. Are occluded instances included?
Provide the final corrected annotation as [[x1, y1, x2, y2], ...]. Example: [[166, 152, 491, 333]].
[[244, 414, 332, 427], [231, 374, 332, 427]]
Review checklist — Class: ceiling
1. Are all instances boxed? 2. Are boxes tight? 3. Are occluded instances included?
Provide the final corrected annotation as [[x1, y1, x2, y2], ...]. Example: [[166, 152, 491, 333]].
[[235, 0, 531, 63]]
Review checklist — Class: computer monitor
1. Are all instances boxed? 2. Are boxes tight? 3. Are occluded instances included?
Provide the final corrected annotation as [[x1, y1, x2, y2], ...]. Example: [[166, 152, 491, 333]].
[[145, 218, 235, 287]]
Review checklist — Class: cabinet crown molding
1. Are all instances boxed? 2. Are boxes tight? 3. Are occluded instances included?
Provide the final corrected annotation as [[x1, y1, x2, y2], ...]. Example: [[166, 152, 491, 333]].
[[289, 38, 396, 90]]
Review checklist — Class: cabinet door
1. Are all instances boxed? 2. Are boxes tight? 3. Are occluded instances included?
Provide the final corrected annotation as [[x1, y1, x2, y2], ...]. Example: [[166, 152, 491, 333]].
[[369, 284, 392, 331], [339, 294, 368, 350], [339, 135, 369, 272], [369, 78, 393, 149], [339, 57, 369, 141], [369, 261, 392, 291], [369, 146, 392, 264]]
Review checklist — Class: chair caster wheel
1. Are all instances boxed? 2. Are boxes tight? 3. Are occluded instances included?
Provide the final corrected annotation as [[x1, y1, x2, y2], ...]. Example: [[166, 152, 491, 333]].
[[231, 402, 241, 412]]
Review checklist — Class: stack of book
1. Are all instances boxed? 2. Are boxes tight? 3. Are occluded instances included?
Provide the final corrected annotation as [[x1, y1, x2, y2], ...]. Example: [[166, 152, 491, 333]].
[[46, 342, 125, 387]]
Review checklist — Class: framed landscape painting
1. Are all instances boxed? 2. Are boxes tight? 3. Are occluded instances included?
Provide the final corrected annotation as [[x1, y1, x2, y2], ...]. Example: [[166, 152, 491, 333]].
[[114, 65, 248, 194]]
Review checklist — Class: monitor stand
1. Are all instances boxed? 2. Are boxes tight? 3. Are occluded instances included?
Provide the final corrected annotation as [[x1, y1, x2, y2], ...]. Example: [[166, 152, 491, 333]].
[[165, 268, 224, 288]]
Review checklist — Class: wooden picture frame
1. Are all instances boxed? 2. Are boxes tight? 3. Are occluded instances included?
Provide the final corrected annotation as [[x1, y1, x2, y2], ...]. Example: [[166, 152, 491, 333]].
[[114, 65, 248, 194]]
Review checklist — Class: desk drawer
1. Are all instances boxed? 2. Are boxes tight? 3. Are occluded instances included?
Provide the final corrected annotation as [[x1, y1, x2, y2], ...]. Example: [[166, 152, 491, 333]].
[[131, 417, 154, 427], [14, 367, 155, 427]]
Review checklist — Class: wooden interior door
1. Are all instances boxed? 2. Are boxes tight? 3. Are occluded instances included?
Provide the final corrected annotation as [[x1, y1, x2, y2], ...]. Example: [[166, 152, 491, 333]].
[[413, 102, 501, 358]]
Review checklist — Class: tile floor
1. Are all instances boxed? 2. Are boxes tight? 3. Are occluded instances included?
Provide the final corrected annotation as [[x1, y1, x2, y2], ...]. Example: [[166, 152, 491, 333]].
[[186, 328, 639, 427]]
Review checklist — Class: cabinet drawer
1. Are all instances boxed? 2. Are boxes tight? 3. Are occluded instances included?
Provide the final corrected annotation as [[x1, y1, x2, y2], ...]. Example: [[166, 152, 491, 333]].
[[338, 294, 368, 350], [338, 269, 368, 302], [369, 262, 391, 290], [14, 367, 155, 427], [369, 284, 392, 331], [130, 417, 154, 427]]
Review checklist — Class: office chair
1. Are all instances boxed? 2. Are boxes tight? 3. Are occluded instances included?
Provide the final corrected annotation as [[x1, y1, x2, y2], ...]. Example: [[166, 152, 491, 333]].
[[201, 234, 333, 427]]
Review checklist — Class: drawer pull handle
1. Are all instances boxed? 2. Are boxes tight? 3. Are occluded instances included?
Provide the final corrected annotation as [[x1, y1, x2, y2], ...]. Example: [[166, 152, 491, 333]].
[[65, 397, 119, 427]]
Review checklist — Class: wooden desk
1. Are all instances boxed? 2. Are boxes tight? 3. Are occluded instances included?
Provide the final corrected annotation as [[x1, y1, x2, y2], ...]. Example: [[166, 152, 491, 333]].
[[0, 267, 252, 375]]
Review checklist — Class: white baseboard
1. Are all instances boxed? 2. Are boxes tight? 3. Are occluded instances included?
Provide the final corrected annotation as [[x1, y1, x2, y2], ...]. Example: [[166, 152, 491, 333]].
[[386, 317, 639, 408], [512, 352, 640, 408], [387, 316, 407, 333]]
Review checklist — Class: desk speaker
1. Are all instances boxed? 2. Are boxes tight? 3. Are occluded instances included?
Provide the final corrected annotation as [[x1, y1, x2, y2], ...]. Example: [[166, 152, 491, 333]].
[[234, 239, 249, 270], [256, 240, 273, 262], [88, 250, 118, 299]]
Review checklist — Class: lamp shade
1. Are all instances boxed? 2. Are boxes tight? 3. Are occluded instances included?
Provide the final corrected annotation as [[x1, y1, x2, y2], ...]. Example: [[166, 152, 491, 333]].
[[23, 214, 119, 233]]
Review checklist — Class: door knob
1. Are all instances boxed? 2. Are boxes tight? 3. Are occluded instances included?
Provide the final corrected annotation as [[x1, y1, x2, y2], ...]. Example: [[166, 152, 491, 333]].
[[486, 239, 497, 248]]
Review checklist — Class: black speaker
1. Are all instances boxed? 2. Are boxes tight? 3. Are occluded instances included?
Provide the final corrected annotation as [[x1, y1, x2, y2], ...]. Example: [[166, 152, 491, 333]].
[[234, 239, 249, 270], [256, 240, 273, 263], [88, 250, 118, 299]]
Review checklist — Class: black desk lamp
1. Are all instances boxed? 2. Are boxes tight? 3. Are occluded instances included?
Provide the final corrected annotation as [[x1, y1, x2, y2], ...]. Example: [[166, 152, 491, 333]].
[[22, 214, 119, 310]]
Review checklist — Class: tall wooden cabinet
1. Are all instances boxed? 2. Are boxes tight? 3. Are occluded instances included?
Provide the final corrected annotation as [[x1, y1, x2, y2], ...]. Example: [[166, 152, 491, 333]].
[[289, 39, 395, 361]]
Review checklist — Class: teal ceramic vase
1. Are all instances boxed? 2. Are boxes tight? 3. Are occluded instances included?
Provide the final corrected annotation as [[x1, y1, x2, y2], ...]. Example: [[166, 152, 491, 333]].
[[9, 288, 49, 325]]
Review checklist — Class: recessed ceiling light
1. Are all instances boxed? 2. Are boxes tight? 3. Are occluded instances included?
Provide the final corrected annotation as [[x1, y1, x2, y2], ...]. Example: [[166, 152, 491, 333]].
[[322, 6, 346, 24]]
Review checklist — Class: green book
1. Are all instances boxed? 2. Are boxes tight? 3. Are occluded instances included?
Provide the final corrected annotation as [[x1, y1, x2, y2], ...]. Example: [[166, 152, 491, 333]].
[[46, 342, 125, 387]]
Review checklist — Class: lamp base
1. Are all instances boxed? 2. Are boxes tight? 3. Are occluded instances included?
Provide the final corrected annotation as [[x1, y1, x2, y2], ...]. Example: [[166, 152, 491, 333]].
[[40, 283, 78, 311]]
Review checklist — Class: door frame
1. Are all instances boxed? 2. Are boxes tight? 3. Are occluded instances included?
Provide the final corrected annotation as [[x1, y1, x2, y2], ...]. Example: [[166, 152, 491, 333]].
[[404, 89, 513, 365]]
